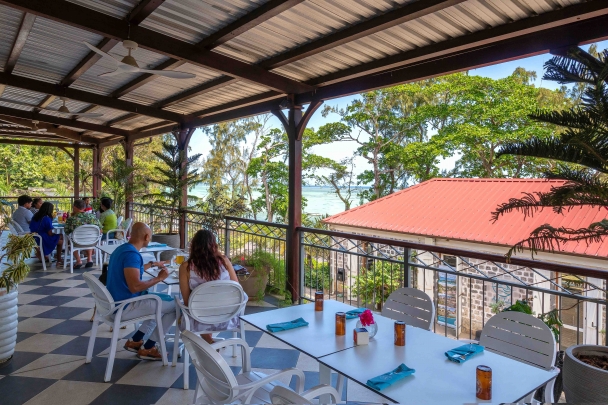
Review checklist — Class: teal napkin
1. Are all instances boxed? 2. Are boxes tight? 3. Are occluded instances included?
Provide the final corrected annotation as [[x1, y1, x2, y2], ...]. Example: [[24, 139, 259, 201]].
[[266, 318, 309, 332], [445, 343, 484, 363], [366, 364, 415, 391], [345, 308, 366, 319]]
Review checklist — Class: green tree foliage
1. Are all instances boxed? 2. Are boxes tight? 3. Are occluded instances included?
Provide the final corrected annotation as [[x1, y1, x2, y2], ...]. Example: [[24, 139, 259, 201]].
[[494, 46, 608, 256]]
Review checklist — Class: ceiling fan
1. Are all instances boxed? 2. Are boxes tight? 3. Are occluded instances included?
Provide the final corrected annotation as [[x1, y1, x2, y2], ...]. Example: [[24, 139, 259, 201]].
[[0, 97, 103, 118], [83, 40, 196, 79], [30, 120, 49, 133]]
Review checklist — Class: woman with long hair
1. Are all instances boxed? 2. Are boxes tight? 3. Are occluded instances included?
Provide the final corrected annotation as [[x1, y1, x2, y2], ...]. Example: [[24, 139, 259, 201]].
[[29, 202, 63, 266], [178, 229, 246, 343]]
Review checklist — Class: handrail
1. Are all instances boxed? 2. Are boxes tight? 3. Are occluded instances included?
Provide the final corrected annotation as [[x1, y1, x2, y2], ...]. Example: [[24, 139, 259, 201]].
[[225, 215, 289, 229], [298, 226, 608, 280]]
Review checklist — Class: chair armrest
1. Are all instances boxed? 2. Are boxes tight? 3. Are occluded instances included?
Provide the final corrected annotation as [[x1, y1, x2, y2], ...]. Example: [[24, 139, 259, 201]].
[[112, 293, 163, 319], [301, 384, 340, 402], [239, 368, 306, 403], [211, 338, 252, 371]]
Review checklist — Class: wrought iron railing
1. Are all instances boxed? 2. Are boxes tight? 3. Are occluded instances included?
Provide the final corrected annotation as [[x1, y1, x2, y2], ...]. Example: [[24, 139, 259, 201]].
[[300, 227, 608, 349]]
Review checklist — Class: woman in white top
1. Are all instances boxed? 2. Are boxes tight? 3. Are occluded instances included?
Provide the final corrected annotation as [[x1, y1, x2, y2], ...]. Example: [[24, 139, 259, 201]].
[[178, 229, 245, 344]]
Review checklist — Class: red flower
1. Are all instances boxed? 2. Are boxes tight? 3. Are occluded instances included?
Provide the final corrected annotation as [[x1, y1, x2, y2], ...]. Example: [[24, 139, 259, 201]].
[[240, 256, 245, 262], [359, 309, 374, 326]]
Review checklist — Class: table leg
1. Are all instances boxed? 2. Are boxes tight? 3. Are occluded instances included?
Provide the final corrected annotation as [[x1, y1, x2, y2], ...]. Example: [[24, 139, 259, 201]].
[[319, 363, 332, 403]]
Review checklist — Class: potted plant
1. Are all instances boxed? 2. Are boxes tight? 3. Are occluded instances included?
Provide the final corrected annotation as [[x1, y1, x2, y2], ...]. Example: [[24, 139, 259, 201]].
[[145, 135, 202, 253], [233, 250, 273, 302], [0, 228, 37, 365]]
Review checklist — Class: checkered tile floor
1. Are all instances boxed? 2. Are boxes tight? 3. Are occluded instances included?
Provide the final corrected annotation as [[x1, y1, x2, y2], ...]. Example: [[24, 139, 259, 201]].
[[2, 257, 387, 404]]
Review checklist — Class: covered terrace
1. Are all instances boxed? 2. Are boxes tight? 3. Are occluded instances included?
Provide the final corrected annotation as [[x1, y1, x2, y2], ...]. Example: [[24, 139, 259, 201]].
[[0, 1, 608, 404]]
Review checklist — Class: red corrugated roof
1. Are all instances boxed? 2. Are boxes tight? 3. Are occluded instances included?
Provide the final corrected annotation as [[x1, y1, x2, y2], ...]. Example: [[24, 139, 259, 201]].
[[323, 178, 608, 257]]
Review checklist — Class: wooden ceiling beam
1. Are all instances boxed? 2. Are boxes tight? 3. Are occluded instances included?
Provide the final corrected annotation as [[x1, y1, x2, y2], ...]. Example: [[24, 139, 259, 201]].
[[128, 0, 166, 25], [60, 38, 119, 87], [0, 71, 184, 123], [258, 0, 466, 70], [4, 12, 36, 74], [106, 113, 138, 127], [0, 132, 66, 141], [0, 0, 314, 94], [0, 138, 94, 148], [0, 107, 129, 137], [0, 115, 92, 142]]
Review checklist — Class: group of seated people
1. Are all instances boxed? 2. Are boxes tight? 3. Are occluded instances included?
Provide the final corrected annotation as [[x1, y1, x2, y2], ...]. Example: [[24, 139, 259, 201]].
[[107, 223, 243, 360], [11, 195, 118, 267]]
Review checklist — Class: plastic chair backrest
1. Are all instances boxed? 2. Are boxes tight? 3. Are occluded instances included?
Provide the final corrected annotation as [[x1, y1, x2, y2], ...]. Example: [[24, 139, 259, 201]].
[[10, 219, 25, 234], [117, 216, 124, 227], [480, 311, 556, 370], [382, 287, 435, 330], [121, 217, 132, 232], [8, 222, 20, 235], [83, 272, 115, 317], [187, 280, 246, 325], [181, 330, 240, 403], [71, 224, 101, 246]]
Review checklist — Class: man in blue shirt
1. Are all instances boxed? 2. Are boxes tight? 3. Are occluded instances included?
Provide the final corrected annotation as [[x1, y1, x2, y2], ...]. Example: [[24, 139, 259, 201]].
[[106, 222, 175, 360], [12, 195, 33, 231]]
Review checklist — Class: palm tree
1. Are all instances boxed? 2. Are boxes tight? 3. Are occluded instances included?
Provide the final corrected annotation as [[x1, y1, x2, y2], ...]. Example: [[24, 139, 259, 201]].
[[493, 46, 608, 257]]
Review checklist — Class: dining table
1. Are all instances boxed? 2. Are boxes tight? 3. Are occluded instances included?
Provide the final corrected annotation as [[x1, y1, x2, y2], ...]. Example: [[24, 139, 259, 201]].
[[240, 299, 557, 404]]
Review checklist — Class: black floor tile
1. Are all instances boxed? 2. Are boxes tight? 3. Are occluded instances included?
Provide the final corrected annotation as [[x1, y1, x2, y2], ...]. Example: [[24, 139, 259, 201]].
[[217, 330, 264, 347], [19, 278, 60, 286], [16, 331, 36, 343], [0, 376, 56, 405], [0, 351, 45, 375], [250, 347, 300, 369], [44, 320, 95, 336], [24, 271, 55, 278], [289, 370, 348, 400], [27, 295, 80, 306], [51, 336, 111, 356], [20, 285, 69, 295], [89, 384, 168, 405], [36, 306, 90, 319], [170, 363, 197, 389], [62, 356, 141, 384]]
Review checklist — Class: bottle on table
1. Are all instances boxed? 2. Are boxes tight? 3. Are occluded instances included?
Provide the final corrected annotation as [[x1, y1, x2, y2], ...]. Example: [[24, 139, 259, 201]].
[[335, 312, 346, 335], [476, 365, 492, 400], [315, 291, 323, 311]]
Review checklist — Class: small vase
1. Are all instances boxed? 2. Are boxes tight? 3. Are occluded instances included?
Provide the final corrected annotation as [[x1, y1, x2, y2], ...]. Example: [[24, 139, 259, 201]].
[[356, 320, 378, 339]]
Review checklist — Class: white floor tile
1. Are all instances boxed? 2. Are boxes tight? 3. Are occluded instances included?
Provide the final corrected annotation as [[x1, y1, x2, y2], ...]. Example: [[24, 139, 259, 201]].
[[24, 380, 110, 405]]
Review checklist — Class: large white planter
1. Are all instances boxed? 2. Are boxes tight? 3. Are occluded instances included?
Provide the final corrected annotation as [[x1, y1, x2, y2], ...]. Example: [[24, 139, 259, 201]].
[[0, 289, 18, 363]]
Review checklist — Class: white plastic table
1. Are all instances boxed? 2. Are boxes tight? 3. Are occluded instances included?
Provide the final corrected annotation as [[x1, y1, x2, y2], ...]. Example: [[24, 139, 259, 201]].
[[318, 320, 557, 404], [98, 243, 176, 262]]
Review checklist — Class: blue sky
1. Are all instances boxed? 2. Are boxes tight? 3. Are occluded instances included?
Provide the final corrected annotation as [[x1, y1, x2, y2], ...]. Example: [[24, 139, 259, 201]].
[[189, 41, 608, 176]]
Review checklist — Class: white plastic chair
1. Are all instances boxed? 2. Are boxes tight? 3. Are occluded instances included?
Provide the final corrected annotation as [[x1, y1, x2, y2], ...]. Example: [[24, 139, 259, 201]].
[[102, 218, 133, 262], [173, 280, 247, 390], [479, 311, 559, 403], [9, 220, 46, 271], [270, 385, 341, 404], [382, 287, 435, 330], [65, 224, 102, 273], [181, 330, 305, 404], [116, 215, 124, 227], [83, 272, 170, 382]]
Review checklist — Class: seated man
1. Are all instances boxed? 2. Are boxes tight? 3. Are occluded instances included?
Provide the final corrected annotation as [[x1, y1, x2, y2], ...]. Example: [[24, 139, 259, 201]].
[[30, 198, 43, 215], [99, 197, 118, 240], [106, 222, 175, 360], [12, 195, 33, 232], [65, 199, 102, 268]]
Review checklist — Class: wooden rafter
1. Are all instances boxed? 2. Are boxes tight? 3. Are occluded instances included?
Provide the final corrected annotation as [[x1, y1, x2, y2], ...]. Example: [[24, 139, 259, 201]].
[[0, 0, 314, 94], [0, 138, 94, 148], [4, 12, 36, 74], [128, 0, 166, 25], [0, 115, 98, 143]]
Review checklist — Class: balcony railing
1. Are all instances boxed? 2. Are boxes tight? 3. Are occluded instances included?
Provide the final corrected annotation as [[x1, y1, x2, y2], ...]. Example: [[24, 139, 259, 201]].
[[8, 198, 605, 349]]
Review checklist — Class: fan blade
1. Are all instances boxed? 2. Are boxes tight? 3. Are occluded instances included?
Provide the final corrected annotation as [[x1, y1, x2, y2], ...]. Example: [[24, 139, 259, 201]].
[[35, 128, 47, 133], [83, 41, 119, 67], [98, 70, 124, 77], [138, 69, 196, 79]]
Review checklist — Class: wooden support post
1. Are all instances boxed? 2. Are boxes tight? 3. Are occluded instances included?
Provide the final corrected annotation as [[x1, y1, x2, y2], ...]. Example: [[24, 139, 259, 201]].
[[273, 98, 323, 303], [123, 140, 134, 219], [176, 128, 195, 249], [73, 146, 80, 199], [92, 146, 103, 198]]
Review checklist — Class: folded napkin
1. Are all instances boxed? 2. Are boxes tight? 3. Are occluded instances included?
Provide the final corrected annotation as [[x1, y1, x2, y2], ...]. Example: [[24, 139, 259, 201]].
[[345, 308, 366, 319], [445, 343, 484, 363], [266, 317, 309, 332], [366, 364, 415, 391]]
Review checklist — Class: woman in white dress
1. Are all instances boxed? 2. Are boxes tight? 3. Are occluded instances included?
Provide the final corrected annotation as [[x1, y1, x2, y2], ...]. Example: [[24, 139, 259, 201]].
[[178, 229, 245, 344]]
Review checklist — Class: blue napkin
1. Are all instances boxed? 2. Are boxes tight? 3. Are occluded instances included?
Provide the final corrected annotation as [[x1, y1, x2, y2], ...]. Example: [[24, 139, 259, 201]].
[[345, 308, 366, 319], [445, 343, 484, 363], [266, 317, 309, 332], [366, 364, 415, 391]]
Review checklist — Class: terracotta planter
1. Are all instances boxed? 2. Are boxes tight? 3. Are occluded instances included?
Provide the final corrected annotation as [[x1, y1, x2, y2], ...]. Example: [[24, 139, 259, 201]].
[[237, 265, 269, 301], [152, 233, 180, 261], [0, 289, 18, 364], [564, 345, 608, 403]]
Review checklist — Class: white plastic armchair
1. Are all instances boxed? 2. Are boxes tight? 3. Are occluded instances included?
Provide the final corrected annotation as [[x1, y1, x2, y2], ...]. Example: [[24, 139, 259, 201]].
[[83, 272, 169, 382], [9, 219, 27, 235], [9, 220, 46, 270], [270, 385, 341, 404], [66, 224, 102, 272], [181, 330, 305, 404], [480, 311, 559, 403], [173, 280, 247, 389]]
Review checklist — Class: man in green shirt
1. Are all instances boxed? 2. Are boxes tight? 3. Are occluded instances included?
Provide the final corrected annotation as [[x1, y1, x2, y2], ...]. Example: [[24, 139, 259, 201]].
[[65, 199, 102, 268], [99, 197, 118, 240]]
